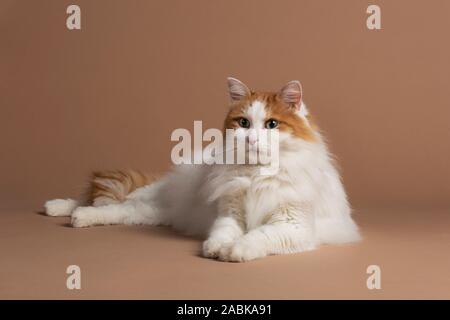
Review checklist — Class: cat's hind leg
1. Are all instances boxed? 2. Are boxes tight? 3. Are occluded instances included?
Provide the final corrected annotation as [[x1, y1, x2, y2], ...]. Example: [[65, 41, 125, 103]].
[[71, 199, 163, 228], [45, 199, 79, 217]]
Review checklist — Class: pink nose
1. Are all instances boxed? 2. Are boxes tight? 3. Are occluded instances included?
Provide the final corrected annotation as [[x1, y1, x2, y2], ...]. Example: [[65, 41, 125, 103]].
[[249, 138, 257, 145]]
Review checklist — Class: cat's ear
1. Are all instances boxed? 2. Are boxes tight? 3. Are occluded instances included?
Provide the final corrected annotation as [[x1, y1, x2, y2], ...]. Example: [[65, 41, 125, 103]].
[[280, 80, 302, 110], [227, 77, 251, 102]]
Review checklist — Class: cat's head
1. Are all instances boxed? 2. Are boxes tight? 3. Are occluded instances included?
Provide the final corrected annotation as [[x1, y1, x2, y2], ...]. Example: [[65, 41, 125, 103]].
[[224, 77, 317, 159]]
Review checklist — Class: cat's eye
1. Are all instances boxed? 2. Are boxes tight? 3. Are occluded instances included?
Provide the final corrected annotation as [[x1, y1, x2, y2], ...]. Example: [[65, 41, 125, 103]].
[[265, 119, 278, 129], [238, 118, 250, 128]]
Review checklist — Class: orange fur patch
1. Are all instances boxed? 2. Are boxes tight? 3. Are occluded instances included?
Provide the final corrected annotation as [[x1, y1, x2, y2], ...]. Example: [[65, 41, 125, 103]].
[[85, 169, 156, 205], [224, 91, 317, 141]]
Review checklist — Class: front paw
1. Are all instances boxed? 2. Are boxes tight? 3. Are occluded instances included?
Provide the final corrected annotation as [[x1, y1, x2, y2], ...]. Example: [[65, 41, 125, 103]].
[[218, 240, 266, 263], [71, 207, 99, 228], [202, 238, 232, 258]]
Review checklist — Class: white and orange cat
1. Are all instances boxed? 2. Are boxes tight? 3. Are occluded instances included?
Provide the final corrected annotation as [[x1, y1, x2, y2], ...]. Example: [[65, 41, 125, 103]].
[[45, 78, 360, 262]]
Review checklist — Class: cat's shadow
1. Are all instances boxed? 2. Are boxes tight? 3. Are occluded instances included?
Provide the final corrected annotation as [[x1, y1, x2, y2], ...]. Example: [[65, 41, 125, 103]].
[[34, 210, 250, 263], [120, 224, 201, 242], [35, 209, 199, 240], [35, 210, 72, 227], [34, 210, 224, 260]]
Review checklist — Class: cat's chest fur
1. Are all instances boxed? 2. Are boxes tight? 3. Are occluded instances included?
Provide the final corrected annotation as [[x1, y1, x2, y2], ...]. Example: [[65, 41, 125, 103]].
[[232, 170, 286, 230], [206, 164, 297, 230]]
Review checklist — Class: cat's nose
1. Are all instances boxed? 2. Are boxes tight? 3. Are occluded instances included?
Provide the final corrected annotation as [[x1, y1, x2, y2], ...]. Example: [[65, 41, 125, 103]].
[[248, 137, 258, 145]]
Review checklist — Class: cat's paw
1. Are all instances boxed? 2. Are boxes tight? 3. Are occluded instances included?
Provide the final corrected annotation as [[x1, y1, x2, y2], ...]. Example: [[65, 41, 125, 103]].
[[45, 199, 77, 217], [71, 207, 101, 228], [218, 240, 266, 262], [202, 238, 232, 258]]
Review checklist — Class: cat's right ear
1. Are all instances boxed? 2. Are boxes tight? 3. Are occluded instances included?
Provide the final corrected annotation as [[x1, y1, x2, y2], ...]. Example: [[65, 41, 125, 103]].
[[227, 77, 251, 102]]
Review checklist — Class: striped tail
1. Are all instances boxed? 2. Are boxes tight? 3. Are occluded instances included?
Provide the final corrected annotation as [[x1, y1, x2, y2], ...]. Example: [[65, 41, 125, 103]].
[[86, 169, 154, 206], [44, 169, 155, 216]]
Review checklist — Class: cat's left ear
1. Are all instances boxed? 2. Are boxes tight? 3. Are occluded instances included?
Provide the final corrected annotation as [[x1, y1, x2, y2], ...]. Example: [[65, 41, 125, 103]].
[[280, 80, 302, 110]]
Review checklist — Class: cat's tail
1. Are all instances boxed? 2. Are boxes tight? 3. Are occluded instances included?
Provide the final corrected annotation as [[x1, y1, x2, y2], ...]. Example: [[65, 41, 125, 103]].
[[44, 169, 155, 217]]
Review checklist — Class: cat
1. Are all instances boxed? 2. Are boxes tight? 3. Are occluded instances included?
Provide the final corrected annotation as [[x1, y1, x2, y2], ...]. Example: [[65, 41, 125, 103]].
[[44, 77, 360, 262]]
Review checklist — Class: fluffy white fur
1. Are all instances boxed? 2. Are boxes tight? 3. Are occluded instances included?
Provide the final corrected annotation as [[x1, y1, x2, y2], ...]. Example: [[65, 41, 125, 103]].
[[45, 94, 360, 263]]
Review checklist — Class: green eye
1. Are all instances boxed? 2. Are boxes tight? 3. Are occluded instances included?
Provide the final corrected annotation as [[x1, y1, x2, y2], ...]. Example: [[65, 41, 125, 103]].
[[238, 118, 250, 128], [265, 119, 278, 129]]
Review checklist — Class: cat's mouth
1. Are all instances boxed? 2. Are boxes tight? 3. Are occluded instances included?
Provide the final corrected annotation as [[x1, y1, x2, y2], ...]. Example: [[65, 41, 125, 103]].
[[245, 144, 276, 166], [249, 142, 273, 152], [248, 144, 259, 152]]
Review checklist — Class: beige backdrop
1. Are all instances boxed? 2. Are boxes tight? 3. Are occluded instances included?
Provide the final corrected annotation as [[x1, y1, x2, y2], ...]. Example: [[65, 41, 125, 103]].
[[1, 0, 449, 211]]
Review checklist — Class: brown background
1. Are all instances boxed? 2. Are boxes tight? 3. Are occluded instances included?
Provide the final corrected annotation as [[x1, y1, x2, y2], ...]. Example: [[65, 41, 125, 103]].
[[1, 0, 449, 211], [1, 0, 450, 300]]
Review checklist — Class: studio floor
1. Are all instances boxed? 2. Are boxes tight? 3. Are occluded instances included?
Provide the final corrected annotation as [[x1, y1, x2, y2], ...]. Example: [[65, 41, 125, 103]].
[[0, 208, 449, 299]]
